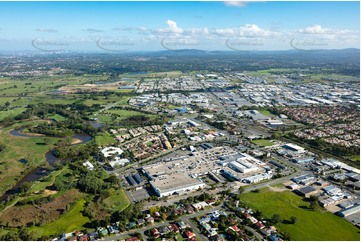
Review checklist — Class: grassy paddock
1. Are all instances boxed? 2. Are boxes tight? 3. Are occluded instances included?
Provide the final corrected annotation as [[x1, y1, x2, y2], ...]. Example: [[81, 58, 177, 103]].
[[95, 131, 116, 146], [239, 187, 360, 241], [29, 198, 90, 238], [251, 139, 274, 147], [102, 188, 130, 212]]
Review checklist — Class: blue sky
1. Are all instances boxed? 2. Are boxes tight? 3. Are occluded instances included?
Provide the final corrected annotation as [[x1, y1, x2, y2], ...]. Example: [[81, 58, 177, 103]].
[[0, 1, 359, 51]]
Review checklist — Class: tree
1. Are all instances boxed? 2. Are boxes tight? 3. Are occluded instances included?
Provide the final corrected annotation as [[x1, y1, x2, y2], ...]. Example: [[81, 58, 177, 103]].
[[254, 210, 263, 219], [271, 214, 281, 224], [149, 206, 160, 214], [19, 182, 32, 195], [290, 216, 297, 224], [309, 200, 318, 210], [238, 186, 245, 195], [77, 172, 103, 194], [283, 232, 291, 240], [161, 213, 167, 221]]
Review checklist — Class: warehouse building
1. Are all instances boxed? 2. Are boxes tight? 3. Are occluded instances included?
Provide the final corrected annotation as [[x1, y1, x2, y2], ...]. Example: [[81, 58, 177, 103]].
[[282, 143, 305, 153], [142, 162, 205, 197], [297, 186, 318, 198], [338, 205, 360, 217], [149, 173, 205, 197]]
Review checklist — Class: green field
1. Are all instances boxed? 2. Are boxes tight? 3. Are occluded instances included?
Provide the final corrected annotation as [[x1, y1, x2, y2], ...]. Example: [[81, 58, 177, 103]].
[[0, 107, 27, 121], [251, 139, 274, 147], [0, 76, 90, 97], [29, 198, 90, 238], [95, 131, 116, 146], [0, 122, 59, 196], [105, 109, 155, 119], [258, 109, 272, 116], [47, 114, 68, 122], [240, 188, 360, 241], [29, 166, 70, 193], [102, 188, 131, 212], [346, 155, 360, 162]]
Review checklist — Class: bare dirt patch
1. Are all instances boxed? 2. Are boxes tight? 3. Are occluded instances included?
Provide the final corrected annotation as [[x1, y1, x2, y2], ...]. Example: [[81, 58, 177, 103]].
[[267, 185, 288, 192], [71, 138, 82, 145], [43, 189, 58, 196]]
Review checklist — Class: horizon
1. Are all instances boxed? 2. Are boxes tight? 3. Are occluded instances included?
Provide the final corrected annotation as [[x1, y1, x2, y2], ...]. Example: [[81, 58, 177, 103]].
[[0, 1, 359, 52], [0, 47, 360, 55]]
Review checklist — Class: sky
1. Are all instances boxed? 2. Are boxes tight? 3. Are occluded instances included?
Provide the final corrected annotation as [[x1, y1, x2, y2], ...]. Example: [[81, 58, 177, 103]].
[[0, 1, 359, 52]]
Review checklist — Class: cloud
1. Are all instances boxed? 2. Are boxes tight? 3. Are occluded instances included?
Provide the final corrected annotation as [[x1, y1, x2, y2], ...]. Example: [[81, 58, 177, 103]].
[[224, 1, 248, 7], [213, 24, 279, 38], [297, 25, 332, 34], [239, 24, 278, 37], [84, 28, 104, 33], [113, 26, 148, 33], [165, 19, 183, 34], [296, 25, 359, 41], [184, 28, 209, 36], [213, 28, 236, 36], [36, 28, 58, 33]]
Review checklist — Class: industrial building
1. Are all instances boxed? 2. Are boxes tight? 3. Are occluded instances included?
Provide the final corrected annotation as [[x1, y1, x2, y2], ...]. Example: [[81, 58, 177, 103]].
[[125, 173, 144, 186], [282, 143, 305, 153], [337, 205, 360, 217], [149, 173, 205, 197], [242, 173, 273, 184], [142, 163, 205, 197], [297, 186, 318, 198], [292, 156, 314, 164]]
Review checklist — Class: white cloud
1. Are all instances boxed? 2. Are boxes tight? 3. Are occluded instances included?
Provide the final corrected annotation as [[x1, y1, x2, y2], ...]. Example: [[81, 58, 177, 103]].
[[36, 28, 58, 33], [224, 1, 248, 7], [113, 26, 148, 32], [239, 24, 278, 37], [297, 25, 331, 34], [296, 25, 359, 41], [213, 28, 236, 36], [84, 28, 104, 33], [166, 19, 183, 33], [184, 28, 209, 36], [153, 19, 184, 36], [213, 24, 279, 38]]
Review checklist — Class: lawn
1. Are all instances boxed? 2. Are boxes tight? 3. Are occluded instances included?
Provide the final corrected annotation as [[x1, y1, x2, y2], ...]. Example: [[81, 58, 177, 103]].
[[258, 109, 272, 116], [239, 188, 360, 241], [105, 109, 154, 119], [251, 139, 274, 147], [95, 131, 116, 146], [102, 188, 130, 212], [29, 198, 90, 238], [47, 114, 68, 122], [0, 107, 27, 121]]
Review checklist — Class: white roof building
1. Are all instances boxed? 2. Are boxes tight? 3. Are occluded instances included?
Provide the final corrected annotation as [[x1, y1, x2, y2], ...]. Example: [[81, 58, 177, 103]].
[[101, 146, 123, 157]]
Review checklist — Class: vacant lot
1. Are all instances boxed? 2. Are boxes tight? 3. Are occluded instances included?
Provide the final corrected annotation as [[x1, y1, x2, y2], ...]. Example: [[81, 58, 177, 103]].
[[102, 188, 130, 212], [29, 198, 91, 238], [95, 131, 116, 146], [251, 139, 274, 147], [0, 189, 82, 227], [239, 188, 360, 241]]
